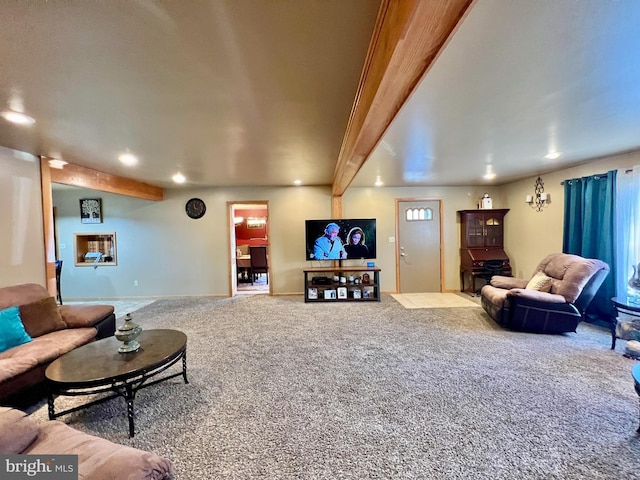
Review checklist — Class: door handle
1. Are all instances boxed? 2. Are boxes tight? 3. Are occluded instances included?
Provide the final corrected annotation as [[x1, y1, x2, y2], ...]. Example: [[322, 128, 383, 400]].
[[400, 246, 411, 264]]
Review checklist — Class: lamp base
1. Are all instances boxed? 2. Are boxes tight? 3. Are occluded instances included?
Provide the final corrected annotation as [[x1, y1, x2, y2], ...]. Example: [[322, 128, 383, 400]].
[[118, 340, 140, 353]]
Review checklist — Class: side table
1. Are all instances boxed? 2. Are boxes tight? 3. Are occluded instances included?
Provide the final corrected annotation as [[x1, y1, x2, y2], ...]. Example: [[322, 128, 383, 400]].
[[612, 296, 640, 352]]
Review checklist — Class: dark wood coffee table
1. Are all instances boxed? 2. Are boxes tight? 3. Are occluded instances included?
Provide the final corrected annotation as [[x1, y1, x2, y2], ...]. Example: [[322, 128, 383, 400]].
[[45, 328, 188, 437]]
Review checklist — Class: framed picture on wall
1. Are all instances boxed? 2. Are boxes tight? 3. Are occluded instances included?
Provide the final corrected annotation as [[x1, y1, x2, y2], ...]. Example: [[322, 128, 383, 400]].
[[80, 198, 102, 224], [247, 217, 267, 229]]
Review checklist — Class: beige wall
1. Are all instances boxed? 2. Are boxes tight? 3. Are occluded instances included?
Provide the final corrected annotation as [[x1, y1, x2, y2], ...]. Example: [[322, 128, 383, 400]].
[[52, 185, 333, 299], [343, 185, 506, 292], [503, 151, 638, 279], [53, 182, 507, 297], [0, 146, 46, 287], [2, 145, 637, 298]]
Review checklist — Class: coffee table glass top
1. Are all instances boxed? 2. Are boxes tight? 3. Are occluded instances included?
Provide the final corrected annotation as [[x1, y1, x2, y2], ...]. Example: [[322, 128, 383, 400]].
[[46, 329, 187, 386]]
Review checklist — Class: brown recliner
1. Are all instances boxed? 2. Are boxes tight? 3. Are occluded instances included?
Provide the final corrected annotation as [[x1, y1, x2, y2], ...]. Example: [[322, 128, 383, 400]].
[[481, 253, 610, 338]]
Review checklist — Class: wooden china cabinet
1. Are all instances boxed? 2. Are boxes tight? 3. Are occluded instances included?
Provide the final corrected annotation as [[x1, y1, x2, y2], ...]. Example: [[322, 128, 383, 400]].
[[458, 209, 511, 293]]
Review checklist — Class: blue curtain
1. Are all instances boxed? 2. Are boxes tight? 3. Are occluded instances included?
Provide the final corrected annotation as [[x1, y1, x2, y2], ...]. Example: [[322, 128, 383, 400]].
[[562, 170, 617, 323]]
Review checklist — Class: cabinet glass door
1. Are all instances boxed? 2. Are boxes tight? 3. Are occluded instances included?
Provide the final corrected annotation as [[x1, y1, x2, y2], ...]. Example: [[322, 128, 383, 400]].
[[465, 214, 485, 247], [484, 216, 503, 247]]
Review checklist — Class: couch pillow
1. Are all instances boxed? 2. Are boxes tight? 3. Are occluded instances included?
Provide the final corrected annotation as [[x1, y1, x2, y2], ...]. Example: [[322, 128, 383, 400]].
[[19, 296, 67, 338], [526, 271, 553, 292], [0, 407, 39, 454], [0, 306, 32, 353]]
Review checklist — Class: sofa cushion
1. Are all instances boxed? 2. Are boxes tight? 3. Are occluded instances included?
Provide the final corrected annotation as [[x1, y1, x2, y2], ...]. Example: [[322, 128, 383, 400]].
[[59, 304, 115, 328], [506, 288, 569, 303], [0, 306, 32, 354], [538, 253, 608, 303], [0, 407, 40, 454], [19, 296, 67, 338], [525, 271, 553, 292], [0, 283, 49, 310], [481, 285, 510, 308], [490, 275, 528, 290], [0, 328, 96, 383], [25, 421, 174, 480]]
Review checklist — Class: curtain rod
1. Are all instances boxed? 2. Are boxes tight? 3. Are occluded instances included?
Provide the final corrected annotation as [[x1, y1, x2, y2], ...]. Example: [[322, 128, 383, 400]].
[[560, 168, 632, 185]]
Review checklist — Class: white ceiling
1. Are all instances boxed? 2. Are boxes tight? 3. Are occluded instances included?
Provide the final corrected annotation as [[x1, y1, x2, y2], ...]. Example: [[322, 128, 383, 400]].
[[1, 1, 639, 191], [353, 0, 640, 187]]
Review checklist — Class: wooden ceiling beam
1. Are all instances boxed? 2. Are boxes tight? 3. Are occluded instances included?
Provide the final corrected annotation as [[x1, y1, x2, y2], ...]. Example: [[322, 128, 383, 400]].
[[49, 161, 163, 201], [332, 0, 474, 196]]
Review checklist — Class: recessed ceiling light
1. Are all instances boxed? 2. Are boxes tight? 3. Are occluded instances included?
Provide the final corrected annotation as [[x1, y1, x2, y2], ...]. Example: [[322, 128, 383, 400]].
[[483, 165, 496, 180], [1, 110, 35, 126], [48, 159, 68, 169], [118, 152, 138, 166], [545, 151, 561, 160], [293, 179, 302, 186], [374, 176, 383, 187], [172, 172, 186, 184]]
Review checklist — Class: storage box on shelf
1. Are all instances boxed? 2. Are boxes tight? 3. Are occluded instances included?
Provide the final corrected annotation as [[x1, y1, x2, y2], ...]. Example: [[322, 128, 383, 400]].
[[303, 266, 381, 303]]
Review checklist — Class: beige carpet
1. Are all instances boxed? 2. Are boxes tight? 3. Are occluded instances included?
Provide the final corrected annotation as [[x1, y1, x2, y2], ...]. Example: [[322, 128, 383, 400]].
[[27, 295, 633, 480], [391, 292, 480, 308]]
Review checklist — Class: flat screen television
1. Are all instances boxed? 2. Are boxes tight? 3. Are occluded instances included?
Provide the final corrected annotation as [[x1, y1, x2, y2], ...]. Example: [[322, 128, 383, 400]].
[[305, 219, 376, 260]]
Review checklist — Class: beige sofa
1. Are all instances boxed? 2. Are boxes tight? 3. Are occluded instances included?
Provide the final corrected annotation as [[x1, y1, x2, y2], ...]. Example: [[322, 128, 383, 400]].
[[0, 406, 174, 479], [0, 283, 115, 406]]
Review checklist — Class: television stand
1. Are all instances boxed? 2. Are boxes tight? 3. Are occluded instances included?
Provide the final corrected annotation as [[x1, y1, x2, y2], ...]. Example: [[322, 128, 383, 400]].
[[303, 266, 381, 303]]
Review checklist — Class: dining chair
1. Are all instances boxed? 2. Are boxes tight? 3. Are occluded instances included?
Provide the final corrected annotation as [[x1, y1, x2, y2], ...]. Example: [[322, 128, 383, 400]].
[[55, 260, 63, 305], [475, 259, 505, 295], [249, 246, 269, 285]]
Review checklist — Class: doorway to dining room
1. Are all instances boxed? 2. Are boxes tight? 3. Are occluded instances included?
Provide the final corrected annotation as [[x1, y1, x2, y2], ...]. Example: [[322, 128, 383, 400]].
[[231, 202, 270, 295]]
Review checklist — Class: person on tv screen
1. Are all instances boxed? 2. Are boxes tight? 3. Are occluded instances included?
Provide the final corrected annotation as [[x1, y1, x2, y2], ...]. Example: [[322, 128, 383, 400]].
[[313, 223, 347, 260], [345, 227, 370, 259]]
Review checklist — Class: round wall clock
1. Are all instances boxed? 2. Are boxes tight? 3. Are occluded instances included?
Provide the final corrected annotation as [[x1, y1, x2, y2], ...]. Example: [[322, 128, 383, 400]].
[[185, 198, 206, 219]]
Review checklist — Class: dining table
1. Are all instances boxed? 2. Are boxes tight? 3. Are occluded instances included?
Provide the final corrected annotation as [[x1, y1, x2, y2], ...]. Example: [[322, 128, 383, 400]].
[[237, 255, 252, 283], [236, 255, 252, 269]]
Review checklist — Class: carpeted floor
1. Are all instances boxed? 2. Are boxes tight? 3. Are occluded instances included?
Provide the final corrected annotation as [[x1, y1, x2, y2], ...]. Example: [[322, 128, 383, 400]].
[[28, 294, 640, 479]]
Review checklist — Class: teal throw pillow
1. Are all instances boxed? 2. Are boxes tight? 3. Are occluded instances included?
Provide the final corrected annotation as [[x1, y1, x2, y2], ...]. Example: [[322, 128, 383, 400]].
[[0, 306, 32, 353]]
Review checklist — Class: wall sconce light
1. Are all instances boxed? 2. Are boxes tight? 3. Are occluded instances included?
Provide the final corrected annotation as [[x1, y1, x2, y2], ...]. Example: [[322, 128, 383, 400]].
[[525, 176, 550, 212]]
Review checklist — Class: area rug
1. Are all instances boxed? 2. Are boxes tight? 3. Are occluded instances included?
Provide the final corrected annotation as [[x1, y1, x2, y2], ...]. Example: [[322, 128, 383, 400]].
[[27, 294, 639, 479], [392, 292, 479, 308]]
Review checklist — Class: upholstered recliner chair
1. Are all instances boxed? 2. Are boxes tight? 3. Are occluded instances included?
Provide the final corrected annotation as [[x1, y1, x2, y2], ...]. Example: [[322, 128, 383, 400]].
[[481, 253, 609, 335]]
